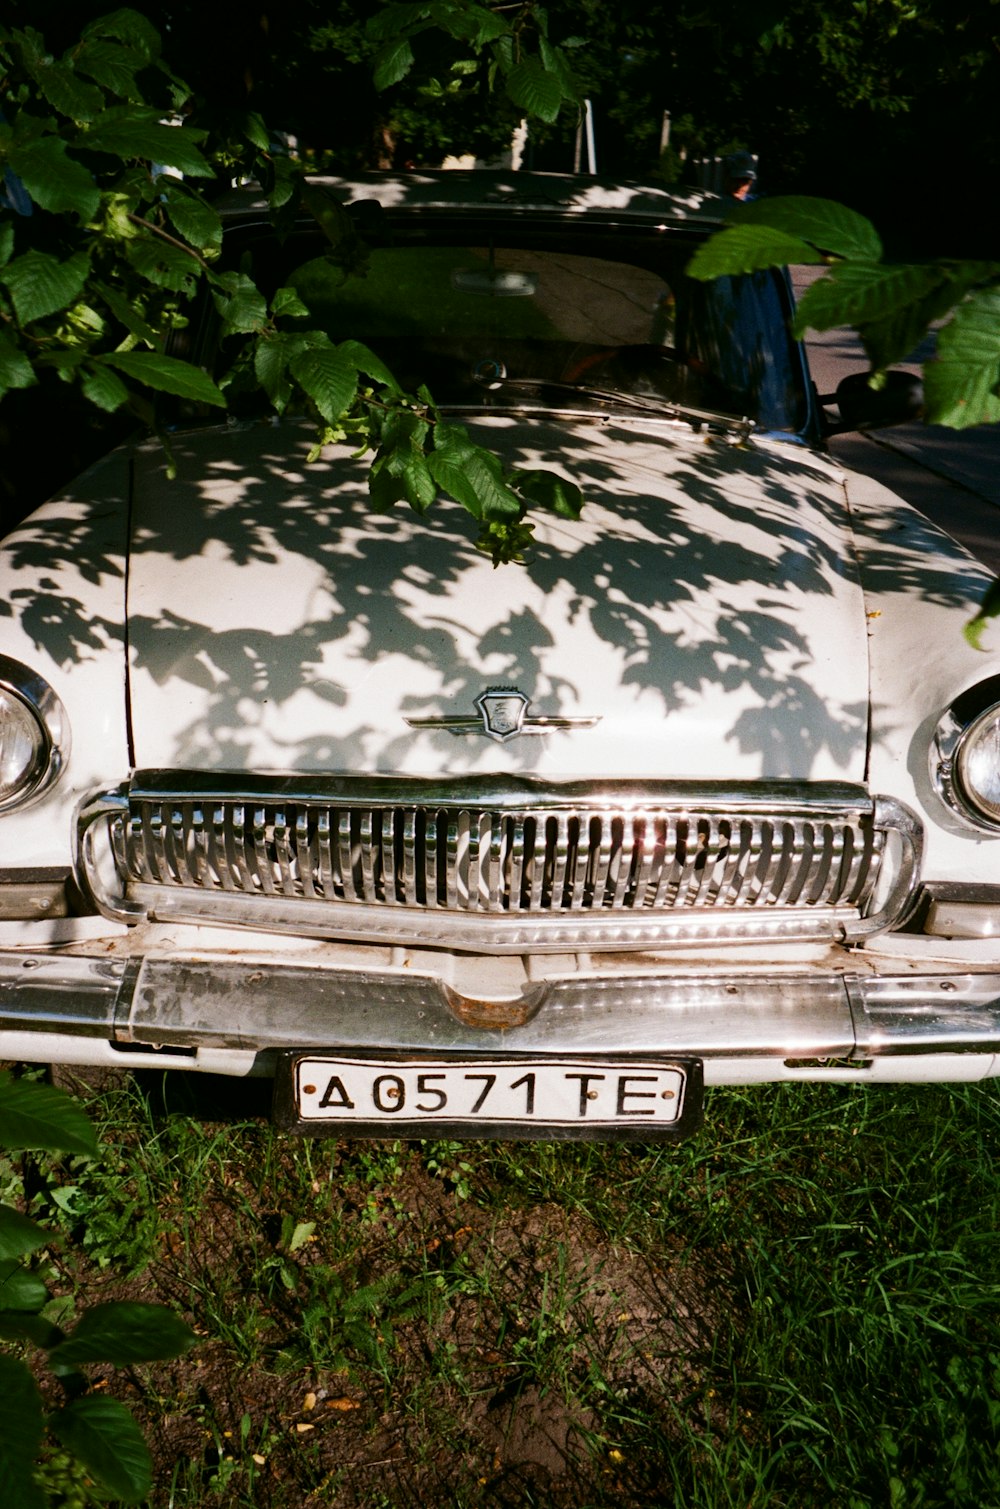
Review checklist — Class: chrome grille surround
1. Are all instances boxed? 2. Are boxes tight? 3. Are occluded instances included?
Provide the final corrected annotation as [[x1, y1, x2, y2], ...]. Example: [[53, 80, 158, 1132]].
[[77, 774, 923, 953]]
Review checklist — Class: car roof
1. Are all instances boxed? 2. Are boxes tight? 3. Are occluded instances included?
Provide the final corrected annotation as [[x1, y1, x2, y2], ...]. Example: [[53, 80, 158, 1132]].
[[216, 169, 730, 230]]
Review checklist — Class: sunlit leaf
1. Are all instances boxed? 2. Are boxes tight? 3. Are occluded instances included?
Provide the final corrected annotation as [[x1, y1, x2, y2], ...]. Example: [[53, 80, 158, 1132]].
[[51, 1397, 152, 1504], [923, 287, 1000, 428], [291, 346, 358, 422], [429, 424, 521, 520], [373, 36, 415, 91], [964, 578, 1000, 650], [687, 225, 823, 279], [793, 263, 945, 335], [505, 58, 565, 122], [739, 196, 883, 260]]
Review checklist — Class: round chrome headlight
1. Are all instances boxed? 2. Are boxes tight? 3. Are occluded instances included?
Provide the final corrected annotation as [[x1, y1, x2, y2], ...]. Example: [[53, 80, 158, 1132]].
[[956, 704, 1000, 825], [932, 678, 1000, 833], [0, 658, 69, 813]]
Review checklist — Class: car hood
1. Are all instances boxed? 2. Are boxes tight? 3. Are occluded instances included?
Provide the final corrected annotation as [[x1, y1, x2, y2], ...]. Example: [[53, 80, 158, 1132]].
[[126, 415, 870, 782]]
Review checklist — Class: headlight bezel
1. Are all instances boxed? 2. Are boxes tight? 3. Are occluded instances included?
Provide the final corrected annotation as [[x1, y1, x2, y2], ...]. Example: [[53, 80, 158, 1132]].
[[0, 656, 70, 814], [932, 676, 1000, 833]]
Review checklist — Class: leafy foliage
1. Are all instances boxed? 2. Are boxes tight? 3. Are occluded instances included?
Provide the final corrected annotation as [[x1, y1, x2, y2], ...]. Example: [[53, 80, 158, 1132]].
[[0, 1071, 196, 1506], [690, 194, 1000, 637], [0, 6, 581, 563], [689, 195, 1000, 429]]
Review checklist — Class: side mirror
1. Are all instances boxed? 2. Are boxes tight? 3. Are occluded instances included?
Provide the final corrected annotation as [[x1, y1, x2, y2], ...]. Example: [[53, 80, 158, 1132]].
[[823, 370, 924, 434]]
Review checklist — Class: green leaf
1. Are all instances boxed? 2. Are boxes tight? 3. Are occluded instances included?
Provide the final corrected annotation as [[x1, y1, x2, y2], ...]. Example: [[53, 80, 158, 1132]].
[[366, 3, 417, 43], [105, 351, 226, 405], [82, 8, 162, 65], [1, 249, 90, 324], [254, 332, 310, 409], [0, 1312, 64, 1348], [241, 110, 271, 151], [126, 236, 200, 294], [270, 286, 311, 320], [429, 424, 521, 521], [50, 1396, 152, 1504], [793, 263, 945, 336], [0, 1204, 50, 1263], [923, 287, 1000, 428], [165, 190, 223, 253], [0, 1353, 45, 1509], [81, 107, 211, 176], [18, 52, 104, 123], [7, 136, 100, 219], [964, 578, 1000, 651], [0, 224, 13, 268], [0, 333, 37, 395], [373, 36, 415, 90], [738, 196, 883, 260], [687, 224, 824, 279], [73, 37, 145, 98], [82, 361, 130, 412], [93, 280, 160, 346], [441, 3, 510, 45], [290, 346, 358, 423], [0, 1258, 48, 1312], [287, 1221, 316, 1254], [338, 339, 402, 392], [370, 445, 438, 514], [505, 58, 565, 123], [49, 1302, 197, 1370], [213, 271, 268, 334], [0, 1072, 98, 1156], [514, 469, 584, 520]]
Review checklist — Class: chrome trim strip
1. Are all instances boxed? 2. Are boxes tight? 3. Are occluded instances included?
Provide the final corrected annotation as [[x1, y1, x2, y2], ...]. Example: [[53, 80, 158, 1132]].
[[917, 883, 1000, 940], [3, 950, 999, 1062], [849, 975, 1000, 1056]]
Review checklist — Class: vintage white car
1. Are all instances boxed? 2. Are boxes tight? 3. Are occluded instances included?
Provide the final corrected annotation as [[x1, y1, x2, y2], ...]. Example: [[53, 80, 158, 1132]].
[[1, 172, 999, 1139]]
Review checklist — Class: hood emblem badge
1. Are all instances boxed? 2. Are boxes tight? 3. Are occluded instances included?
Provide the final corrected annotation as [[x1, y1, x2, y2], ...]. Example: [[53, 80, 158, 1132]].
[[406, 686, 601, 744]]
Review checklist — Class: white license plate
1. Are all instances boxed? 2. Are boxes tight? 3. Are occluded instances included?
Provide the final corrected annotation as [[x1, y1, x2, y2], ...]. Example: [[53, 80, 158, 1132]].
[[288, 1055, 692, 1134]]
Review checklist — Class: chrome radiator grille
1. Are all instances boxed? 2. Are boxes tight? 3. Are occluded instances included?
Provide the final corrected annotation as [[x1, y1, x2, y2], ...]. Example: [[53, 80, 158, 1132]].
[[79, 776, 921, 951]]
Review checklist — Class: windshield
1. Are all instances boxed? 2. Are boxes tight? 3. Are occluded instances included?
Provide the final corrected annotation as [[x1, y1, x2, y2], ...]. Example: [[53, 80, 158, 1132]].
[[219, 216, 809, 434]]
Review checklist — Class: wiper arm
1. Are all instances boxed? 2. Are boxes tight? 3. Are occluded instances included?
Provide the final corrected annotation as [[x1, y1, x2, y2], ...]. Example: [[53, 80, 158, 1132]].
[[478, 376, 751, 435]]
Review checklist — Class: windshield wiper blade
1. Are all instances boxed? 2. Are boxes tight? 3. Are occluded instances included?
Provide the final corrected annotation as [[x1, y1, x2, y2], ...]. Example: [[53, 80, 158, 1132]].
[[475, 376, 751, 434]]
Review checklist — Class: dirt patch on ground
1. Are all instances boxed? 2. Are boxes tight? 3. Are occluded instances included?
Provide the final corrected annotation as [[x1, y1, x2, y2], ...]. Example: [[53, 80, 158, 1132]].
[[113, 1177, 725, 1505]]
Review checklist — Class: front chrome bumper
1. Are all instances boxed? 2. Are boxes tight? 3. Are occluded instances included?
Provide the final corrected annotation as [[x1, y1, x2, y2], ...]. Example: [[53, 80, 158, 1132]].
[[3, 948, 1000, 1082]]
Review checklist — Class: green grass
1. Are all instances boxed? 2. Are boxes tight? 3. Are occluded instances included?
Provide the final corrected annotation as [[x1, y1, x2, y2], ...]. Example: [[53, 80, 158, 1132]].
[[18, 1071, 1000, 1506]]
